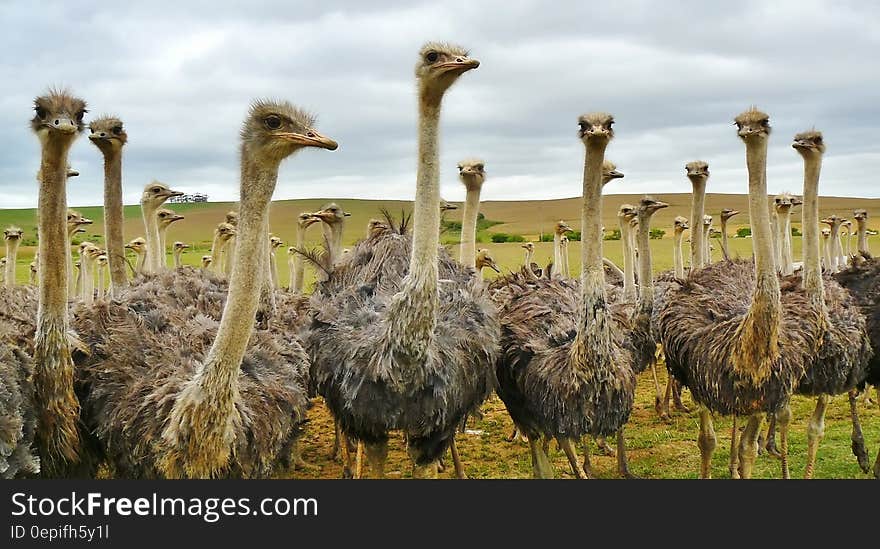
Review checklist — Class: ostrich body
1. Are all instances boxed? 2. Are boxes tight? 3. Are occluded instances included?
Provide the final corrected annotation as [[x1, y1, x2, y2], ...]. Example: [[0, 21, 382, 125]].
[[74, 99, 336, 478], [140, 182, 183, 274], [306, 42, 495, 479], [88, 116, 128, 295], [720, 209, 739, 261], [656, 109, 816, 478], [4, 227, 23, 287], [457, 158, 486, 270], [496, 112, 636, 479]]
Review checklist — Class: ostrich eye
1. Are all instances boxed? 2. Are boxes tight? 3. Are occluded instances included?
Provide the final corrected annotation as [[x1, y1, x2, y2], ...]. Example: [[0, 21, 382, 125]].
[[425, 51, 439, 63], [112, 126, 122, 135], [264, 116, 282, 130], [89, 127, 95, 134]]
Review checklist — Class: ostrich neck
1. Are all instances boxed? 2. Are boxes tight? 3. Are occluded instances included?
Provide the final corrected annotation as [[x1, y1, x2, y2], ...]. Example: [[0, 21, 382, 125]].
[[141, 202, 161, 274], [173, 249, 182, 268], [776, 210, 792, 275], [636, 212, 655, 313], [291, 225, 307, 293], [733, 135, 781, 383], [209, 233, 224, 273], [82, 256, 94, 304], [459, 182, 482, 269], [561, 242, 570, 277], [225, 236, 236, 275], [34, 135, 81, 473], [102, 150, 126, 294], [674, 230, 685, 278], [689, 177, 707, 269], [784, 211, 794, 273], [5, 239, 19, 287], [800, 151, 824, 309], [387, 98, 441, 353], [523, 247, 533, 267], [721, 219, 730, 260], [620, 218, 635, 301], [857, 219, 869, 254], [135, 252, 145, 273], [553, 232, 563, 276], [321, 221, 344, 267], [197, 157, 276, 403], [158, 226, 169, 269]]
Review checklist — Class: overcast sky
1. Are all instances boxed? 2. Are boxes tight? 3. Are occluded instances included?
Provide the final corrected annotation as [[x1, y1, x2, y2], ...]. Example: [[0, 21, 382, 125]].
[[1, 0, 878, 208]]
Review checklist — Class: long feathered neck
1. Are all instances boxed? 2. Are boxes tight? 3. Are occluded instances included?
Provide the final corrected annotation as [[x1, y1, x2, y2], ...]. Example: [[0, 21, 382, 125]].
[[800, 150, 825, 311], [776, 208, 794, 275], [732, 134, 781, 384], [620, 217, 636, 301], [291, 225, 307, 293], [673, 228, 685, 278], [857, 218, 869, 255], [321, 221, 344, 268], [209, 232, 225, 274], [689, 176, 707, 270], [81, 253, 94, 304], [387, 97, 441, 355], [102, 148, 126, 295], [173, 248, 183, 268], [141, 201, 161, 274], [459, 178, 482, 269], [720, 218, 731, 260], [34, 134, 81, 476], [636, 212, 655, 312], [4, 238, 19, 287], [571, 139, 616, 370], [553, 231, 563, 277], [158, 224, 170, 270]]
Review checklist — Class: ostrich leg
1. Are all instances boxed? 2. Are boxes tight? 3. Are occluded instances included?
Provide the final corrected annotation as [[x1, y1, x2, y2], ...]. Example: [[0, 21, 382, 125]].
[[329, 420, 341, 460], [340, 433, 354, 478], [671, 379, 690, 412], [764, 414, 781, 458], [558, 438, 586, 479], [698, 407, 717, 479], [595, 436, 615, 456], [737, 412, 765, 479], [528, 438, 554, 479], [804, 395, 828, 479], [728, 415, 740, 479], [365, 440, 388, 479], [616, 426, 638, 479], [847, 390, 870, 474], [354, 442, 364, 479], [449, 438, 467, 479], [777, 404, 791, 479], [652, 359, 668, 420]]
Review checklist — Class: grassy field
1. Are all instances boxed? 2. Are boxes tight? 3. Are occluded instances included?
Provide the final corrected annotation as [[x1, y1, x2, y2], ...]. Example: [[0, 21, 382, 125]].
[[3, 194, 879, 478]]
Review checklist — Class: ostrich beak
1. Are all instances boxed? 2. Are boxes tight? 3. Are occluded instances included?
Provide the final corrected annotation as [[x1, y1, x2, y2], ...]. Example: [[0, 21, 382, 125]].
[[488, 260, 501, 273], [344, 211, 352, 217], [171, 214, 185, 222], [282, 130, 339, 150], [436, 58, 480, 74], [607, 170, 624, 179], [655, 201, 670, 210]]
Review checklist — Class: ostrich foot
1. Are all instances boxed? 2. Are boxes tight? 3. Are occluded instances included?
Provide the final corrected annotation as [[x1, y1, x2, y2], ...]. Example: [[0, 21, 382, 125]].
[[558, 438, 586, 479], [596, 436, 616, 457], [616, 427, 640, 479], [412, 460, 440, 479], [450, 437, 468, 479], [340, 433, 355, 478], [737, 413, 764, 479], [728, 415, 740, 479], [804, 395, 828, 479], [364, 441, 388, 479], [671, 380, 690, 413], [528, 438, 554, 479], [764, 414, 781, 459], [848, 390, 870, 474], [777, 404, 792, 479], [581, 441, 595, 479], [507, 428, 519, 442], [697, 408, 716, 479]]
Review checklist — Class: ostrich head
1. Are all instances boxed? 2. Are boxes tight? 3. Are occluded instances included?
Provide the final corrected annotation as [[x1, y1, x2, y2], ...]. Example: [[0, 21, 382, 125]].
[[578, 112, 615, 146], [416, 42, 479, 103], [31, 89, 87, 148], [214, 223, 236, 243], [555, 220, 574, 236], [125, 237, 147, 254], [440, 199, 458, 213], [685, 160, 710, 182], [240, 99, 337, 167], [157, 208, 185, 229], [96, 254, 108, 267], [269, 235, 284, 250], [602, 160, 625, 185], [774, 193, 794, 214], [821, 215, 843, 230], [702, 215, 713, 228], [475, 248, 500, 273], [853, 209, 868, 222], [287, 246, 297, 258], [521, 242, 535, 252], [457, 158, 486, 191], [141, 181, 183, 209], [367, 218, 390, 237], [735, 107, 771, 144], [313, 202, 350, 226], [673, 216, 689, 233], [88, 115, 127, 155], [638, 196, 670, 217], [721, 208, 740, 222], [67, 210, 93, 230], [821, 227, 831, 239], [201, 255, 213, 268], [617, 204, 636, 223], [225, 211, 239, 227], [297, 212, 320, 230], [4, 226, 23, 242], [792, 130, 825, 157], [173, 241, 190, 252]]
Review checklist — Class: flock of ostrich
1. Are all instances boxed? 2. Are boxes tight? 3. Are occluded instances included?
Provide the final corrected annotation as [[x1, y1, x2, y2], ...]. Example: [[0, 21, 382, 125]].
[[2, 41, 879, 480]]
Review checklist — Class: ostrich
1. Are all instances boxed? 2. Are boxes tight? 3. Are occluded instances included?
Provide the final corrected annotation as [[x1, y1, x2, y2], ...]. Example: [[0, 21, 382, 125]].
[[95, 254, 108, 300], [617, 204, 637, 301], [29, 89, 90, 477], [74, 99, 337, 478], [223, 211, 239, 275], [687, 161, 709, 270], [520, 242, 542, 278], [672, 216, 689, 278], [306, 42, 494, 479], [656, 108, 816, 479], [66, 211, 92, 293], [4, 227, 23, 287], [853, 209, 869, 255], [29, 260, 38, 286], [201, 255, 213, 269], [701, 215, 713, 266], [209, 223, 236, 275], [140, 181, 184, 274], [475, 248, 500, 279], [782, 130, 873, 479], [720, 208, 740, 260], [496, 112, 637, 479], [125, 237, 147, 274], [156, 208, 185, 268], [551, 221, 574, 278], [88, 116, 128, 295], [774, 194, 795, 275], [457, 158, 486, 269], [842, 220, 853, 263], [312, 202, 350, 270], [290, 212, 320, 293], [269, 235, 284, 289], [172, 242, 189, 268], [821, 227, 832, 271], [79, 243, 102, 304], [822, 216, 844, 273]]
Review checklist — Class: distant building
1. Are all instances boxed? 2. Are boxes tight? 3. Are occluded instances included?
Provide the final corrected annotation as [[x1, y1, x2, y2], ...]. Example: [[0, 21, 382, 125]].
[[168, 193, 208, 203]]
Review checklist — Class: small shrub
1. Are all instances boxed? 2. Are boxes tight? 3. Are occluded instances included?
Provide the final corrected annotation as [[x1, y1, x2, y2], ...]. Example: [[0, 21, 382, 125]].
[[604, 229, 621, 241], [736, 227, 752, 238], [791, 226, 802, 236], [649, 228, 665, 240]]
